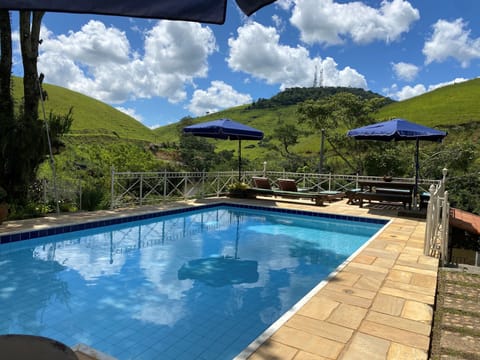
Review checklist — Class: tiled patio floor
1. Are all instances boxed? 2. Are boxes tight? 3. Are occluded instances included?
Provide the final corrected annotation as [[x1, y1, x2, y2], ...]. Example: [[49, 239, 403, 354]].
[[0, 197, 438, 360]]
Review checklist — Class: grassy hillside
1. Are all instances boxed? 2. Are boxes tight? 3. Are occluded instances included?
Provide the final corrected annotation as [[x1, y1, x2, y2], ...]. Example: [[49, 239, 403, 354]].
[[11, 75, 480, 171], [154, 78, 480, 168], [12, 77, 156, 143], [375, 78, 480, 127]]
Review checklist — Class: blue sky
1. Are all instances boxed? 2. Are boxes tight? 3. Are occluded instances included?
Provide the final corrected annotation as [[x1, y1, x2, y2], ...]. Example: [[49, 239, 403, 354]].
[[9, 0, 480, 129]]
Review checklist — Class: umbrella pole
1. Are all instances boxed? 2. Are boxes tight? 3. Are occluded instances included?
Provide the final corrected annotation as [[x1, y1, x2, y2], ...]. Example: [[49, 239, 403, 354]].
[[414, 138, 420, 207], [238, 139, 241, 182]]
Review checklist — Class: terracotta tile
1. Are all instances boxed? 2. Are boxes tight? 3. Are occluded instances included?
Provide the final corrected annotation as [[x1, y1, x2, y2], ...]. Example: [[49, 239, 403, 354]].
[[297, 296, 339, 320], [385, 243, 404, 253], [293, 351, 329, 360], [362, 248, 398, 260], [287, 314, 353, 343], [392, 264, 437, 277], [366, 311, 431, 336], [271, 326, 344, 359], [379, 286, 435, 305], [372, 257, 396, 268], [324, 283, 377, 299], [359, 320, 430, 350], [417, 256, 439, 266], [397, 253, 419, 263], [387, 342, 428, 360], [340, 332, 390, 360], [248, 339, 298, 360], [331, 271, 361, 287], [401, 300, 433, 323], [383, 280, 436, 296], [317, 289, 373, 308], [352, 254, 376, 265], [327, 303, 368, 329], [344, 262, 389, 280], [410, 273, 437, 291], [387, 269, 413, 284], [354, 275, 383, 291], [371, 293, 405, 316]]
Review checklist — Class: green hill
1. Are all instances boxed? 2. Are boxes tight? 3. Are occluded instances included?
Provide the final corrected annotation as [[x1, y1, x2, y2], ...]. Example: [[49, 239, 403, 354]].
[[375, 78, 480, 127], [12, 77, 156, 143], [11, 76, 480, 170]]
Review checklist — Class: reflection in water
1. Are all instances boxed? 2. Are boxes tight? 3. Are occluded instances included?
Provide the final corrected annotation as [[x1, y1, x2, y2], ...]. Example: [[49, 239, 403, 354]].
[[178, 256, 259, 287], [178, 214, 259, 287], [0, 207, 382, 360]]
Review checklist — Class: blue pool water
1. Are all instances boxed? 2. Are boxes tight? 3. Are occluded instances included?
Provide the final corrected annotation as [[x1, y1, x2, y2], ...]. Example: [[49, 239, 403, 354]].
[[0, 205, 385, 359]]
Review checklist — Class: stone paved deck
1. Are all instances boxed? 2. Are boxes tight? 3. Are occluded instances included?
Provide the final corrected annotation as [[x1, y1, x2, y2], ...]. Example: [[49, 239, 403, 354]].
[[0, 197, 438, 360]]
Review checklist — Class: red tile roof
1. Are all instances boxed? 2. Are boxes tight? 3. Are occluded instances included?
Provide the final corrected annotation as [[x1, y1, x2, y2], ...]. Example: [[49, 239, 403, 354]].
[[450, 208, 480, 236]]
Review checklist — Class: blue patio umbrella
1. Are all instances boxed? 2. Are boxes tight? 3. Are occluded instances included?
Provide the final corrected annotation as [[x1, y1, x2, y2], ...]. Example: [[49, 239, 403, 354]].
[[183, 118, 264, 181], [347, 118, 447, 199], [0, 0, 276, 24], [177, 214, 259, 287]]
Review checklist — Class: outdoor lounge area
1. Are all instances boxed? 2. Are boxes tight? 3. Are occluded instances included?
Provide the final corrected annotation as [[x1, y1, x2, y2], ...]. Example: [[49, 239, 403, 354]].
[[251, 176, 345, 206], [0, 195, 442, 360]]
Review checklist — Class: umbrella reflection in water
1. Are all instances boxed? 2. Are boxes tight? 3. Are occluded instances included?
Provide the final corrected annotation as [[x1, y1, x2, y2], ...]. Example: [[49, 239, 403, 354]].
[[178, 214, 259, 287]]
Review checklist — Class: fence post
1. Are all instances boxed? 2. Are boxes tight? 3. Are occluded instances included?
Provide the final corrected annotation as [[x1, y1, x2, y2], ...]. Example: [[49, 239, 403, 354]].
[[163, 169, 167, 202], [43, 178, 47, 204], [110, 167, 115, 210], [441, 191, 449, 264], [78, 180, 82, 211], [184, 173, 188, 200], [139, 173, 143, 206], [424, 184, 435, 255], [201, 170, 205, 199]]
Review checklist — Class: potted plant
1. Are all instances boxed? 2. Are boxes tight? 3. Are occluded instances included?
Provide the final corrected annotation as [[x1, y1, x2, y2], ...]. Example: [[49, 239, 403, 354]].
[[227, 182, 254, 198], [0, 186, 9, 224]]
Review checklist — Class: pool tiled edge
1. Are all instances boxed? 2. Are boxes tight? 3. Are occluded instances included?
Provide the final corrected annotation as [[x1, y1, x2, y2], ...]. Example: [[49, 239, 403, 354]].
[[0, 201, 386, 245]]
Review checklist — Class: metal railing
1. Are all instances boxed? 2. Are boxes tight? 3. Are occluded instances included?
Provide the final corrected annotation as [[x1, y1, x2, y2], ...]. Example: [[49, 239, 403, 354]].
[[110, 169, 440, 209], [424, 170, 449, 263], [40, 178, 83, 210]]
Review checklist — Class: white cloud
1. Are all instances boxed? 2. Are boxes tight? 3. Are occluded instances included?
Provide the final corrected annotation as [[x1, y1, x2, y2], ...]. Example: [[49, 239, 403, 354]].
[[423, 18, 480, 68], [115, 106, 143, 122], [385, 77, 469, 100], [227, 22, 367, 90], [188, 80, 252, 116], [37, 20, 216, 104], [290, 0, 419, 46], [272, 14, 284, 31], [392, 62, 419, 81], [275, 0, 294, 11]]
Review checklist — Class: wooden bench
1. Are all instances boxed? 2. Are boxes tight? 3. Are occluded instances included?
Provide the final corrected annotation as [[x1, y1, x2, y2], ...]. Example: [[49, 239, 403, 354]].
[[356, 180, 414, 209]]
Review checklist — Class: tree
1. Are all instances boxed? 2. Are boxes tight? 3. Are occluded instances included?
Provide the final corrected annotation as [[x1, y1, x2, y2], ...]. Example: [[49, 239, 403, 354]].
[[272, 120, 299, 155], [0, 10, 72, 204], [297, 92, 388, 174]]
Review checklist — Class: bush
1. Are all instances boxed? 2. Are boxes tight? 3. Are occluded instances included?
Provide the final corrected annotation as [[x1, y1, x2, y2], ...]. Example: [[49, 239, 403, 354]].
[[81, 186, 106, 211]]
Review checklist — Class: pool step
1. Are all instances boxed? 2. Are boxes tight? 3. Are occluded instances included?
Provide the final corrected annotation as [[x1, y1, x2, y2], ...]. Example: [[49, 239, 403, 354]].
[[72, 344, 117, 360]]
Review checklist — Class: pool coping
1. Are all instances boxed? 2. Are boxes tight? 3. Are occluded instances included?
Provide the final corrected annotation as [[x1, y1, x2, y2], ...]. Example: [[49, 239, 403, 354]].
[[0, 202, 387, 244]]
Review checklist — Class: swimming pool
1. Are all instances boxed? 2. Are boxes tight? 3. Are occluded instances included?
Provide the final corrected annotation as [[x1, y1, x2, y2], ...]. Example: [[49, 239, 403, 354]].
[[0, 204, 387, 359]]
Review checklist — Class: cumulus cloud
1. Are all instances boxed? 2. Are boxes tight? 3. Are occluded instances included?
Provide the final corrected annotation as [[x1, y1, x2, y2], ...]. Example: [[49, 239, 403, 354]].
[[423, 18, 480, 68], [385, 77, 469, 100], [37, 20, 216, 104], [227, 22, 367, 90], [290, 0, 419, 46], [392, 62, 420, 81], [275, 0, 294, 11], [188, 80, 252, 116]]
